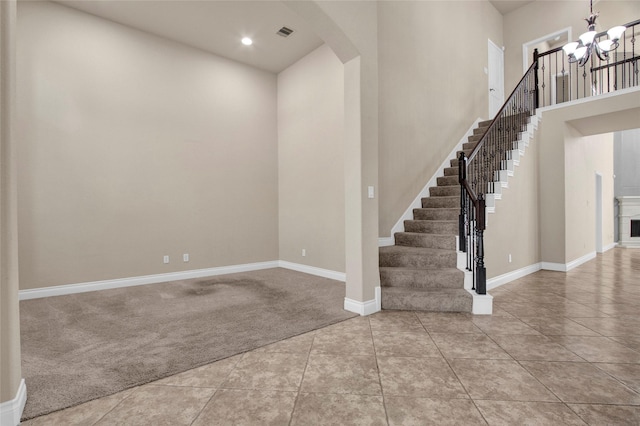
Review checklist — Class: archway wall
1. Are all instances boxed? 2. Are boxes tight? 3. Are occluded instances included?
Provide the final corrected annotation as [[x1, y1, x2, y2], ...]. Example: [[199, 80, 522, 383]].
[[284, 1, 379, 304], [538, 89, 640, 267]]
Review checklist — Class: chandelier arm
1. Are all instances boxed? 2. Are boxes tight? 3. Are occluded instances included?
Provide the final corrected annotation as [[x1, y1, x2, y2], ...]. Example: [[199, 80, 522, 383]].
[[594, 44, 609, 61]]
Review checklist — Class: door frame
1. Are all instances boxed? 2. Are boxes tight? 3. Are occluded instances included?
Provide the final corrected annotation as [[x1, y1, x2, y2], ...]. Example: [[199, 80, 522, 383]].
[[488, 39, 504, 118]]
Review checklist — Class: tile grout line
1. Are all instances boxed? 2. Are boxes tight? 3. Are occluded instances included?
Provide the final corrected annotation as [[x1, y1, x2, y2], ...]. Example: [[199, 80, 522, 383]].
[[415, 312, 490, 425], [368, 314, 391, 426], [89, 387, 139, 426], [480, 331, 593, 423], [188, 351, 244, 425], [287, 328, 317, 426]]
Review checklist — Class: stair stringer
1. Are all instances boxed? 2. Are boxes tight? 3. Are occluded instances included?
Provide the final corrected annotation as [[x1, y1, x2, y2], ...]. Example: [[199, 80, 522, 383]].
[[485, 111, 541, 214]]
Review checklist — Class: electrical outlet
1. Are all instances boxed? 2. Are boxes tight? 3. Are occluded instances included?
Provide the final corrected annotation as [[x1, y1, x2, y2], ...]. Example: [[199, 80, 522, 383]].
[[163, 255, 169, 264], [302, 249, 306, 257], [183, 253, 189, 262], [508, 254, 512, 263]]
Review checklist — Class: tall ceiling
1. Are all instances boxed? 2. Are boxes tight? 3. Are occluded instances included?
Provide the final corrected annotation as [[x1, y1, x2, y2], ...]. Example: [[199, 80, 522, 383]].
[[53, 0, 536, 74], [489, 0, 536, 15], [54, 0, 324, 74]]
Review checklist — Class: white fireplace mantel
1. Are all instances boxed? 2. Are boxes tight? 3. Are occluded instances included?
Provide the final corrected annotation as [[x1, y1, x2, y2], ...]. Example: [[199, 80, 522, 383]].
[[618, 196, 640, 248]]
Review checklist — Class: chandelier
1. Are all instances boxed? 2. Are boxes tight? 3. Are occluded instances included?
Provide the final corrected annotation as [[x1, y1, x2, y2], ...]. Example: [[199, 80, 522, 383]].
[[562, 0, 626, 67]]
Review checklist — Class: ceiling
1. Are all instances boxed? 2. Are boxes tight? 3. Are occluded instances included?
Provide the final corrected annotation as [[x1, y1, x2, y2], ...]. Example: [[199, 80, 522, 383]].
[[53, 0, 537, 74], [489, 0, 536, 15], [54, 0, 324, 74]]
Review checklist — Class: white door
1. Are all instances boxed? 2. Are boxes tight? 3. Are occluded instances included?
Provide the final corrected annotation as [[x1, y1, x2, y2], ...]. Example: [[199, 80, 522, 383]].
[[488, 40, 505, 118]]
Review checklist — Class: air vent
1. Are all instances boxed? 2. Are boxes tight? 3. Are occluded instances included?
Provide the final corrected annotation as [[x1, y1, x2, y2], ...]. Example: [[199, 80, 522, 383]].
[[276, 27, 294, 37]]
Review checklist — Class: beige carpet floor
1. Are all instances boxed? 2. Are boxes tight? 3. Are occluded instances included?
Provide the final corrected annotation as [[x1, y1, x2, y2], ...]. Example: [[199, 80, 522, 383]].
[[20, 268, 355, 420]]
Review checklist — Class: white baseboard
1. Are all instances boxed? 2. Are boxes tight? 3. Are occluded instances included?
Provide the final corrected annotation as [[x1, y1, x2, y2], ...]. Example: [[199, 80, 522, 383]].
[[278, 261, 345, 282], [487, 263, 542, 291], [566, 252, 597, 271], [540, 261, 566, 272], [0, 379, 26, 426], [378, 237, 394, 247], [19, 260, 348, 300], [344, 286, 381, 316], [379, 118, 482, 244], [601, 242, 617, 253], [541, 251, 597, 272]]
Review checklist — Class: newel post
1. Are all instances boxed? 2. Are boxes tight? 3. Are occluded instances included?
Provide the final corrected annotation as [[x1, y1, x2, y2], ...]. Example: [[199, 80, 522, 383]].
[[475, 194, 487, 295], [458, 152, 467, 253]]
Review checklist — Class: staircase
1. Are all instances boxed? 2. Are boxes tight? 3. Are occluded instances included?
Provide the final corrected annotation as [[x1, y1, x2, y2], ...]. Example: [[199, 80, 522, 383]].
[[379, 119, 494, 312]]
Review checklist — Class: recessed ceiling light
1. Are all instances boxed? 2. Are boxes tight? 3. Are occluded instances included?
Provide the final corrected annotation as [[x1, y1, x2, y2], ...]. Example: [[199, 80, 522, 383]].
[[241, 37, 253, 46]]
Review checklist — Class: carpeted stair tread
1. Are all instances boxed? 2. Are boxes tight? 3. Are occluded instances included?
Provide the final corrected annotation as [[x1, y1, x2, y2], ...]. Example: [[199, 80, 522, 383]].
[[422, 196, 458, 208], [379, 245, 457, 268], [404, 219, 458, 234], [443, 166, 459, 176], [413, 207, 458, 221], [429, 185, 460, 197], [380, 267, 464, 289], [394, 232, 456, 250], [437, 175, 458, 186], [381, 287, 472, 312], [462, 141, 478, 151]]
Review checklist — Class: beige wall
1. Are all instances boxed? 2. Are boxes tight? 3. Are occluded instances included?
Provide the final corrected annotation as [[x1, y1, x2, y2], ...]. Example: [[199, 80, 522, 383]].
[[277, 44, 345, 272], [17, 2, 279, 289], [504, 1, 640, 90], [565, 128, 614, 261], [485, 133, 540, 278], [1, 0, 22, 406], [378, 0, 503, 235]]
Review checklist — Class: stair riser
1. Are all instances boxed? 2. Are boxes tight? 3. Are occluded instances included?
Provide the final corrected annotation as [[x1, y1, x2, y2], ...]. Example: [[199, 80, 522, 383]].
[[462, 142, 478, 151], [381, 289, 472, 312], [437, 176, 458, 186], [379, 251, 457, 268], [404, 220, 458, 234], [443, 167, 459, 176], [413, 208, 458, 221], [380, 269, 464, 289], [421, 197, 458, 208], [394, 233, 456, 250], [429, 186, 460, 197]]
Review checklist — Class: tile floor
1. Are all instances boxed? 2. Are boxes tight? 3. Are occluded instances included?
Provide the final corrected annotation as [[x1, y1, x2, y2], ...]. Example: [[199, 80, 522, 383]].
[[23, 248, 640, 425]]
